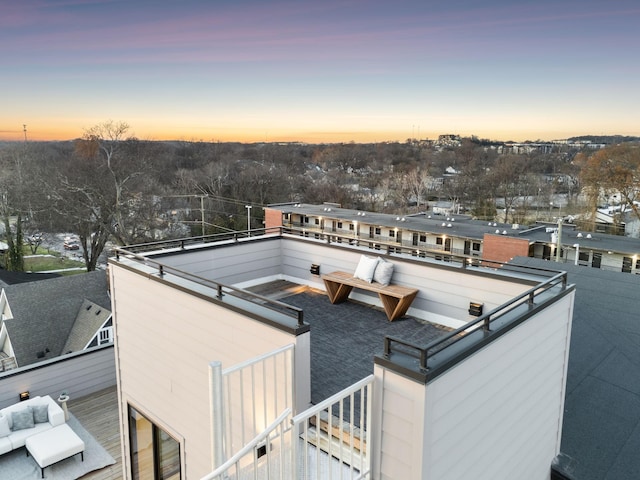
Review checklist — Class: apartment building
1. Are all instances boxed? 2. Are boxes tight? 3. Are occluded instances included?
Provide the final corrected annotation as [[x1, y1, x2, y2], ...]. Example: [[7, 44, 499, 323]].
[[108, 227, 574, 479], [265, 203, 640, 274]]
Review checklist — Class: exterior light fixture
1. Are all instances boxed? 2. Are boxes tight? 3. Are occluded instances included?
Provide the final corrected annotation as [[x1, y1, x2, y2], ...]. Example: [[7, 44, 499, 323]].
[[19, 391, 30, 401], [469, 302, 484, 317]]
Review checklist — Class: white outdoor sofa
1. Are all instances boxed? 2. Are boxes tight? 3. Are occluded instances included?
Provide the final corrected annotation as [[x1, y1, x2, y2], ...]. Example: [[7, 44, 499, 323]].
[[0, 395, 66, 455]]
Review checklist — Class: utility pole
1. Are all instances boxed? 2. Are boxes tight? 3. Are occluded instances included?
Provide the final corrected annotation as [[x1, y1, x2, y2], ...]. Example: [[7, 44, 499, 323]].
[[245, 205, 252, 236], [200, 195, 205, 237], [555, 217, 563, 262], [23, 124, 27, 142]]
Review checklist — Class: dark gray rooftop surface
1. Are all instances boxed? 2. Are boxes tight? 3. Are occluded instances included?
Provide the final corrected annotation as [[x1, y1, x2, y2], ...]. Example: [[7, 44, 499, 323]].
[[3, 271, 111, 367], [281, 289, 451, 404], [511, 257, 640, 480]]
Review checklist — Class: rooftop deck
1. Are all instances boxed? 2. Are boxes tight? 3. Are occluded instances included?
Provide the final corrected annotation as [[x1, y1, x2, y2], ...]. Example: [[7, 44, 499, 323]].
[[69, 386, 123, 480]]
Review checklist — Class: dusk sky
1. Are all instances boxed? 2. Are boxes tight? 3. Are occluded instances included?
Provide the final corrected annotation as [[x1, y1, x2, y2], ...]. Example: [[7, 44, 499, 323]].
[[1, 0, 639, 143]]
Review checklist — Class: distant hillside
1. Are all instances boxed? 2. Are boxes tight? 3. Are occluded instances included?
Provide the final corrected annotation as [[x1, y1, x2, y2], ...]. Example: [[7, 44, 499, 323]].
[[567, 135, 640, 144]]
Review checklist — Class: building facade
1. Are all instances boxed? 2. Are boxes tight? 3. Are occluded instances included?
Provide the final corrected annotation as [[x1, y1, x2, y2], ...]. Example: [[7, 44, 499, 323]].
[[109, 230, 574, 479]]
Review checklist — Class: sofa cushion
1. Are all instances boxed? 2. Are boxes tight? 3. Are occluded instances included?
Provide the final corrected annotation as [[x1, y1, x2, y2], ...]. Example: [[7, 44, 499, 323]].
[[32, 404, 49, 424], [0, 436, 12, 455], [353, 255, 379, 283], [0, 415, 10, 438], [11, 408, 35, 431]]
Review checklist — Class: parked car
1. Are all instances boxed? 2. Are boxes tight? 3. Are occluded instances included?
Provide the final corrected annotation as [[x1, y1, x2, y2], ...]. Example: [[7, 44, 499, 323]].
[[64, 239, 80, 250]]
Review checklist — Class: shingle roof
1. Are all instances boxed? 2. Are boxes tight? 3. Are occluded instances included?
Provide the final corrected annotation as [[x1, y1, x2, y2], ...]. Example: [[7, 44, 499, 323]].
[[62, 299, 111, 353], [510, 256, 640, 479], [2, 271, 111, 367]]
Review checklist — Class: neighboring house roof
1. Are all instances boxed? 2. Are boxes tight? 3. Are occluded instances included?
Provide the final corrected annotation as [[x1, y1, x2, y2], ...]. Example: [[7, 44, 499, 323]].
[[2, 271, 111, 367], [0, 269, 60, 287], [62, 299, 111, 354], [510, 256, 640, 480]]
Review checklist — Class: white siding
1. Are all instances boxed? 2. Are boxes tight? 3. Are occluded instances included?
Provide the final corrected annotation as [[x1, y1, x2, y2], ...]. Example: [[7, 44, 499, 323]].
[[0, 345, 116, 409], [110, 264, 310, 480], [422, 293, 574, 480], [149, 237, 534, 329], [372, 365, 427, 480]]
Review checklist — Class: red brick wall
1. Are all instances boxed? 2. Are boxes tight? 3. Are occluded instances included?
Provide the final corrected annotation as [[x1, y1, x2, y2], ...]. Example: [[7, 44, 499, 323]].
[[482, 234, 530, 264], [264, 207, 283, 233]]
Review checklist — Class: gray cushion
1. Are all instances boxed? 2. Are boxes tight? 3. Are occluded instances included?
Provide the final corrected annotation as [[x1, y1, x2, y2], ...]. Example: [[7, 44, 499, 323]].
[[373, 258, 394, 286], [353, 255, 379, 283], [11, 408, 35, 431], [0, 415, 10, 438], [32, 404, 49, 424]]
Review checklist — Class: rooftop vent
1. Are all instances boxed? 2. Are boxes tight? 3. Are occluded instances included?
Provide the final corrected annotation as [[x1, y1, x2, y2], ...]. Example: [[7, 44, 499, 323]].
[[577, 232, 583, 238], [586, 234, 592, 239]]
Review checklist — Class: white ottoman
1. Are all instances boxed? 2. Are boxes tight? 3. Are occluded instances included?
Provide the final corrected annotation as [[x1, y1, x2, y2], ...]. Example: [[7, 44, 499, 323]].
[[25, 423, 85, 478]]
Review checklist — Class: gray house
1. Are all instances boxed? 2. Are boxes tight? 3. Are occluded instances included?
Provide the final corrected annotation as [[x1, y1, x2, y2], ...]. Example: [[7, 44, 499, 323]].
[[0, 270, 111, 371]]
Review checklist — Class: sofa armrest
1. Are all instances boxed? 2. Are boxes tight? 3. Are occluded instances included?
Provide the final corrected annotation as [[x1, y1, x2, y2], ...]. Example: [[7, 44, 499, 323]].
[[44, 396, 66, 426]]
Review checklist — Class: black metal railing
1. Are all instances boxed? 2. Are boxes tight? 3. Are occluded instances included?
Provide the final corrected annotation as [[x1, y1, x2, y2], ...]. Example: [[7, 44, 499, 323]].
[[381, 269, 569, 377], [112, 243, 305, 329]]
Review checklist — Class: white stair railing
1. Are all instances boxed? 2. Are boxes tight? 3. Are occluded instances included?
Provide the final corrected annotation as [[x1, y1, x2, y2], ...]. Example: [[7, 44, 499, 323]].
[[291, 374, 374, 479]]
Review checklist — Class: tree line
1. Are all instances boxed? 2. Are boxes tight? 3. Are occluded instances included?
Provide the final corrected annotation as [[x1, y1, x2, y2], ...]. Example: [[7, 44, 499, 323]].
[[0, 121, 638, 271]]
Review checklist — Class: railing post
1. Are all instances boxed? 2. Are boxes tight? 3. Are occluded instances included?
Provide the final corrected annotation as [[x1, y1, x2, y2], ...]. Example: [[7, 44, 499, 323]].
[[209, 361, 225, 472], [483, 315, 491, 332], [420, 348, 428, 371]]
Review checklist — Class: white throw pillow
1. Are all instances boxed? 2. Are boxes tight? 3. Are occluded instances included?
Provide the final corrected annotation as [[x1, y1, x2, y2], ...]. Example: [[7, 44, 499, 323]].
[[353, 255, 379, 283], [0, 415, 10, 438], [373, 258, 394, 286]]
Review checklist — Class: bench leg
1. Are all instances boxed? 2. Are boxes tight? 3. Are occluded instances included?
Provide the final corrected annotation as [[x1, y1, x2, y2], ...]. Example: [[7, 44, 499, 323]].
[[322, 279, 353, 304], [379, 291, 418, 321]]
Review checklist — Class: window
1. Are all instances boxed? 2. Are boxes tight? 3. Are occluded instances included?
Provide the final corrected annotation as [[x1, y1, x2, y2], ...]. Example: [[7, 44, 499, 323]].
[[472, 242, 481, 251], [592, 252, 602, 269], [98, 327, 113, 345], [420, 234, 427, 243], [314, 218, 320, 225], [129, 406, 181, 480], [303, 216, 309, 224], [389, 230, 395, 238], [337, 222, 343, 229], [349, 223, 354, 231], [622, 256, 632, 273], [412, 233, 418, 246], [375, 227, 381, 235], [436, 237, 443, 246]]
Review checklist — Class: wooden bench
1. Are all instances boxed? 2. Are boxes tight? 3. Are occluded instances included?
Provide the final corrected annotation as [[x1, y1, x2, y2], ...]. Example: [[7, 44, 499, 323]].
[[321, 271, 418, 321]]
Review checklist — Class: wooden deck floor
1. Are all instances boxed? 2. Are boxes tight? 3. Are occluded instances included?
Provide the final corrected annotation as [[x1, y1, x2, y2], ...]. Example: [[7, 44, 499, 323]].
[[68, 385, 124, 480]]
